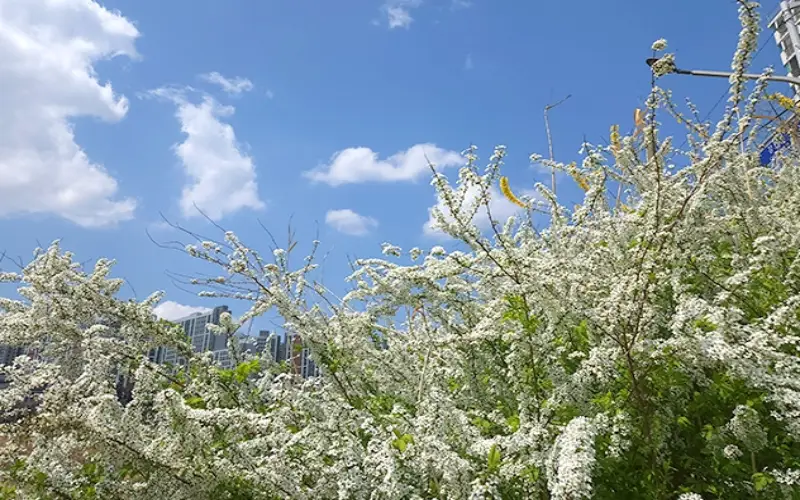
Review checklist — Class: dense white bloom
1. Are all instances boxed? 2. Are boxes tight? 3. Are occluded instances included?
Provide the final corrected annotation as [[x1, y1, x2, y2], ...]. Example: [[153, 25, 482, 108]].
[[651, 38, 668, 51], [651, 53, 677, 77], [547, 417, 598, 500], [430, 246, 447, 257], [727, 405, 768, 452], [774, 469, 800, 485], [723, 444, 743, 460], [381, 243, 402, 257]]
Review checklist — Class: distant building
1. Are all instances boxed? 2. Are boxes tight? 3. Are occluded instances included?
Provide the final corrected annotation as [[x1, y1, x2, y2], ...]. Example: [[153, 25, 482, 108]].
[[157, 306, 230, 366], [0, 344, 24, 367], [253, 329, 287, 364], [284, 333, 319, 378], [0, 344, 25, 389], [239, 330, 320, 378], [300, 346, 320, 379]]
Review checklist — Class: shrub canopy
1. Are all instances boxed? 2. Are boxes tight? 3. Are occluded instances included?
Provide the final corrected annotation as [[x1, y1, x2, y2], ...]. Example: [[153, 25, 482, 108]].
[[2, 2, 800, 499]]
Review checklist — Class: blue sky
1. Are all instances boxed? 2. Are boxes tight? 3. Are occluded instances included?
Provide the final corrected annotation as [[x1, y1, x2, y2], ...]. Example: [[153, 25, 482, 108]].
[[0, 0, 787, 334]]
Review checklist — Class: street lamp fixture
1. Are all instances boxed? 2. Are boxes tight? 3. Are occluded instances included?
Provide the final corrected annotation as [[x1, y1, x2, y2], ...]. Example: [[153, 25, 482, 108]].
[[645, 58, 800, 86]]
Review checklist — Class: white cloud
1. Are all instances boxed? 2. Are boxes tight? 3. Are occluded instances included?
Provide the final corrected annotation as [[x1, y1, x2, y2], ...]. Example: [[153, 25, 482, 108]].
[[153, 301, 211, 322], [304, 143, 463, 186], [383, 0, 422, 29], [423, 184, 529, 238], [150, 87, 265, 220], [464, 53, 474, 70], [199, 72, 254, 95], [451, 0, 472, 9], [325, 209, 378, 236], [0, 0, 139, 227]]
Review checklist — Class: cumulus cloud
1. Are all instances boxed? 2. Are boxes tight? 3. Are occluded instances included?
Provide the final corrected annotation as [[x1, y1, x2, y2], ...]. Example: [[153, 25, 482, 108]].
[[0, 0, 139, 227], [304, 143, 463, 186], [199, 72, 254, 95], [153, 301, 211, 322], [150, 87, 265, 220], [325, 209, 378, 236], [382, 0, 422, 29], [423, 184, 530, 238]]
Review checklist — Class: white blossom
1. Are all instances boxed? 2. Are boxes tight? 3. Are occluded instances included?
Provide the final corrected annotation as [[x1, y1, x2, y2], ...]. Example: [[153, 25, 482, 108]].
[[651, 38, 668, 51]]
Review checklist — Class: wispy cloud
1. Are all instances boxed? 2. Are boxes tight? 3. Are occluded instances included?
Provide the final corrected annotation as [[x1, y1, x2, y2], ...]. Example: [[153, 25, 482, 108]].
[[325, 209, 378, 236], [382, 0, 422, 29], [304, 143, 464, 186], [464, 53, 474, 70], [153, 301, 211, 322], [199, 72, 254, 95], [148, 86, 265, 220]]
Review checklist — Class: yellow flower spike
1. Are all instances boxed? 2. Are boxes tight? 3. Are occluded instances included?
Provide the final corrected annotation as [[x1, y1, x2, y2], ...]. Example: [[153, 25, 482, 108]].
[[499, 176, 527, 208], [767, 92, 795, 111], [633, 108, 645, 138], [567, 162, 590, 192], [610, 124, 621, 156]]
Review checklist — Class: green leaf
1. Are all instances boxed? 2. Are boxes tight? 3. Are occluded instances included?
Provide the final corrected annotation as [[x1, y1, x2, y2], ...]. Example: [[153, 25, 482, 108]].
[[523, 465, 540, 483], [487, 444, 502, 472], [234, 359, 261, 383], [677, 416, 691, 428], [185, 396, 206, 409], [752, 472, 774, 491], [506, 414, 520, 433], [391, 431, 414, 453], [693, 318, 717, 332]]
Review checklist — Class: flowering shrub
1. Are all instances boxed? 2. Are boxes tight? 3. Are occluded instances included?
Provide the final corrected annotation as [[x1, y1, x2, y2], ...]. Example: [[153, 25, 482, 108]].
[[2, 2, 800, 498]]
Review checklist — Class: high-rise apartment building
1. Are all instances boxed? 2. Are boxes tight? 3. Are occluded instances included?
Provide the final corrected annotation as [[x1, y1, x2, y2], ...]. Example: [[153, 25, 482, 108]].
[[254, 330, 286, 364], [245, 330, 319, 378], [283, 333, 319, 378], [0, 344, 24, 367], [0, 344, 25, 389], [155, 306, 230, 366]]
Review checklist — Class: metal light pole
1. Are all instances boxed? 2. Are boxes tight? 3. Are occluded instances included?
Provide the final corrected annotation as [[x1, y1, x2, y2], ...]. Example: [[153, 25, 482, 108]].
[[645, 58, 800, 87]]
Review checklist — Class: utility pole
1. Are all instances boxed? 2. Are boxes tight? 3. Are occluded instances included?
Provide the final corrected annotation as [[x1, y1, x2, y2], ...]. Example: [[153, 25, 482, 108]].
[[768, 1, 800, 98]]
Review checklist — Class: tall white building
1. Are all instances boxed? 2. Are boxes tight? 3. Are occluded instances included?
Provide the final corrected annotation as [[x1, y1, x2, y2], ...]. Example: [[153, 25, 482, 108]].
[[153, 305, 231, 366]]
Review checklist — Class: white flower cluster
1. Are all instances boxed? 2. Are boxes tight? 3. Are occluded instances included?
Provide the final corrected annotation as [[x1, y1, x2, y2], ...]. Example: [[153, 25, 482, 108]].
[[547, 417, 598, 500], [651, 38, 668, 51]]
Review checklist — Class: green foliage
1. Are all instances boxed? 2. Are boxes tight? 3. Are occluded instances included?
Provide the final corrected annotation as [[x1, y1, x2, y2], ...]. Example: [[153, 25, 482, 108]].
[[391, 430, 415, 453]]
